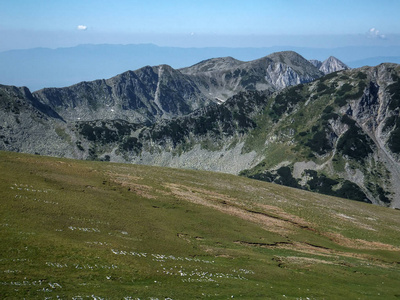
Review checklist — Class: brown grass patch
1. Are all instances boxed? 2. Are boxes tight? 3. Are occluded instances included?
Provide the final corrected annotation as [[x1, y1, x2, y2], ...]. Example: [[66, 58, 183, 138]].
[[325, 232, 400, 251], [106, 172, 155, 199], [279, 255, 337, 266], [165, 183, 307, 235]]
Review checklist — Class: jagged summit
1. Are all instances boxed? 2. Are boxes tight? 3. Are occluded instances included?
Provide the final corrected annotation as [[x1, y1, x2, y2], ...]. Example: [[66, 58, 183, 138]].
[[310, 56, 350, 74], [320, 56, 350, 74], [264, 51, 324, 76]]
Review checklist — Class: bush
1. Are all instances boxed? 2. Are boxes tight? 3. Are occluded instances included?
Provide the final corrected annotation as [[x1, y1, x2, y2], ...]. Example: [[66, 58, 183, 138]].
[[334, 96, 347, 107], [305, 170, 339, 195], [388, 127, 400, 153], [248, 172, 276, 183], [337, 83, 353, 96], [247, 166, 300, 189], [121, 137, 142, 152], [305, 130, 332, 155], [356, 72, 367, 80], [270, 86, 304, 119], [377, 186, 390, 203], [336, 181, 371, 203], [323, 106, 334, 114], [322, 112, 339, 121], [275, 166, 300, 188], [337, 119, 373, 161], [317, 83, 329, 92]]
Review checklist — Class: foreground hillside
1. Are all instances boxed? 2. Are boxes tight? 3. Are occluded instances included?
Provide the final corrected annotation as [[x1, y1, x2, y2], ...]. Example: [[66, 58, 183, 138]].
[[1, 151, 400, 299]]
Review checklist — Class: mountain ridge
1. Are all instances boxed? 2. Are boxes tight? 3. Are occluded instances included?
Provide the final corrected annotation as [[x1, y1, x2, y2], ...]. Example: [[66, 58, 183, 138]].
[[32, 51, 328, 123]]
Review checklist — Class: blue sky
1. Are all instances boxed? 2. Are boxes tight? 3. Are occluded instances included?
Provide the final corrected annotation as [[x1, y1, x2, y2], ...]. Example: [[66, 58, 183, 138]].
[[1, 0, 400, 50]]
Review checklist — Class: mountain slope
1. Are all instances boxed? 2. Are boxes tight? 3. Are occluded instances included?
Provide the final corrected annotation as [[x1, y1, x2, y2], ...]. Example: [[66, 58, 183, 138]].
[[33, 65, 213, 124], [1, 151, 400, 298], [0, 84, 73, 157], [68, 64, 400, 207], [239, 63, 400, 207]]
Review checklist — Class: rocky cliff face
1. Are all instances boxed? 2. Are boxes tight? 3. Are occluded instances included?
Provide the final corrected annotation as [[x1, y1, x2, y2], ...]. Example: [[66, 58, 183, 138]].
[[180, 51, 323, 102], [33, 65, 212, 124], [0, 85, 73, 157]]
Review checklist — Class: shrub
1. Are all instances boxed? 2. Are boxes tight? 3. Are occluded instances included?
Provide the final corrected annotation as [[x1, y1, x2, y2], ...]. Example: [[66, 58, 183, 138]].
[[334, 96, 347, 107], [356, 72, 367, 80], [337, 118, 373, 161], [388, 127, 400, 153], [305, 170, 339, 195], [335, 181, 371, 203], [337, 83, 353, 96], [323, 106, 334, 114], [275, 166, 300, 188], [121, 137, 142, 152], [305, 130, 332, 155]]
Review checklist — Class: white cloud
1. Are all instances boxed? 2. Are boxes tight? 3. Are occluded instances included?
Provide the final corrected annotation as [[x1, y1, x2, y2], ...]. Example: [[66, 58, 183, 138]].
[[367, 27, 386, 39], [77, 25, 88, 31]]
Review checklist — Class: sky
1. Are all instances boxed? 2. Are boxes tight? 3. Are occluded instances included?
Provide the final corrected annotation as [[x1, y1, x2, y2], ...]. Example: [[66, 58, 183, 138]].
[[1, 0, 400, 51]]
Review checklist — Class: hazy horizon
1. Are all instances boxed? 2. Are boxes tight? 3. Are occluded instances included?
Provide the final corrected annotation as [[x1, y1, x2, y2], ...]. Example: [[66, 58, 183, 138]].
[[1, 0, 400, 51], [2, 0, 400, 91]]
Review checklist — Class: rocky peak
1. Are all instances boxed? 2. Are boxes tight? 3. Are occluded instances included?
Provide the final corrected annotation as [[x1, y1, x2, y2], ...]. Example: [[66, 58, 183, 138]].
[[319, 56, 350, 74], [309, 59, 323, 69]]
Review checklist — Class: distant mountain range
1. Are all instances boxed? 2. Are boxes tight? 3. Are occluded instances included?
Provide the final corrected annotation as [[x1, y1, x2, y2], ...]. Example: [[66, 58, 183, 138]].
[[2, 50, 400, 208], [0, 43, 399, 91], [31, 51, 331, 124]]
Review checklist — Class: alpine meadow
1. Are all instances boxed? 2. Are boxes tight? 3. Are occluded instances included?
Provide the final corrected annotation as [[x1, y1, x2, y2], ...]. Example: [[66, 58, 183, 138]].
[[1, 151, 400, 298]]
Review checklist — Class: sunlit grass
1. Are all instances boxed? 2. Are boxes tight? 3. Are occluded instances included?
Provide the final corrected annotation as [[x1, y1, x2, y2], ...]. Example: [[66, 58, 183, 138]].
[[1, 151, 400, 299]]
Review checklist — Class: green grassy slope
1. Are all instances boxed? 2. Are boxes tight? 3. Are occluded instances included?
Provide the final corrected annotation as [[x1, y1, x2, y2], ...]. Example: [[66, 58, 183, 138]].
[[1, 151, 400, 299]]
